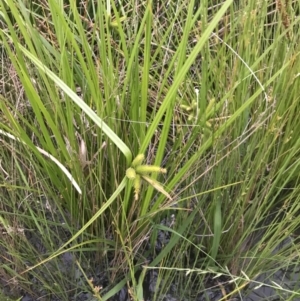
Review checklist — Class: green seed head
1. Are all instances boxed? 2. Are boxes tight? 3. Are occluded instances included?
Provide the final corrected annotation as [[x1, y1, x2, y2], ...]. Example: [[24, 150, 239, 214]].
[[126, 167, 136, 179], [134, 174, 141, 200], [136, 165, 167, 174], [131, 154, 145, 167]]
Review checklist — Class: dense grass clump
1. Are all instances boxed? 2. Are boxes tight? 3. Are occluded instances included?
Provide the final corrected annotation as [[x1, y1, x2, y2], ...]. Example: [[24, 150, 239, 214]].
[[0, 0, 300, 300]]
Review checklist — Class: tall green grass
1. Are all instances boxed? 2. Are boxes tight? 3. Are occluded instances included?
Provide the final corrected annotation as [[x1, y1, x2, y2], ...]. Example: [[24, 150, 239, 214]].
[[0, 0, 300, 300]]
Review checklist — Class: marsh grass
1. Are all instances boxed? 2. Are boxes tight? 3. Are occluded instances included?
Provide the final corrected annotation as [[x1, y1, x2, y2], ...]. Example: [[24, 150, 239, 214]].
[[0, 0, 300, 300]]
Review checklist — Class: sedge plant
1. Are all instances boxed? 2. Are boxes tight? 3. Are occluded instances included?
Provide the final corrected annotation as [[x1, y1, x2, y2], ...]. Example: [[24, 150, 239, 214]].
[[0, 0, 300, 300]]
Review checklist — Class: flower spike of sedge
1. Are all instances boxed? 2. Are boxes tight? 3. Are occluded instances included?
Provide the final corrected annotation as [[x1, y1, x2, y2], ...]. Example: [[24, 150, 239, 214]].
[[131, 154, 145, 167], [125, 153, 169, 200], [136, 165, 167, 174]]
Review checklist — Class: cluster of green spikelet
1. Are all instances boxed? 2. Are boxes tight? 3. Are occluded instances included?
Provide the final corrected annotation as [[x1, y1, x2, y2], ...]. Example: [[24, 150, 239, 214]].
[[126, 154, 171, 201]]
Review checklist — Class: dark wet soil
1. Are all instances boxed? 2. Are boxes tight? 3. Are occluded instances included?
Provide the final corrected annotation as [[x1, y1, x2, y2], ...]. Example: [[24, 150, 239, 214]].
[[1, 203, 300, 301]]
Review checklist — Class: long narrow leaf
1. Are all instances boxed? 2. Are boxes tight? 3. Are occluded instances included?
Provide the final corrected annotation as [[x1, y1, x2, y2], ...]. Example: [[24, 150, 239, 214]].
[[19, 46, 132, 165]]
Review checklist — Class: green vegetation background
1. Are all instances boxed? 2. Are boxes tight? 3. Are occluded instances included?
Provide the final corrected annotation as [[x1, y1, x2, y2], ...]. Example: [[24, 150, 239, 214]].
[[0, 0, 299, 300]]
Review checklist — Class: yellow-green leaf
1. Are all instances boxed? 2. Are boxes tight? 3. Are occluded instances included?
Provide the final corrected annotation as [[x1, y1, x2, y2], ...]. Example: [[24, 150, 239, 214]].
[[142, 175, 172, 200]]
